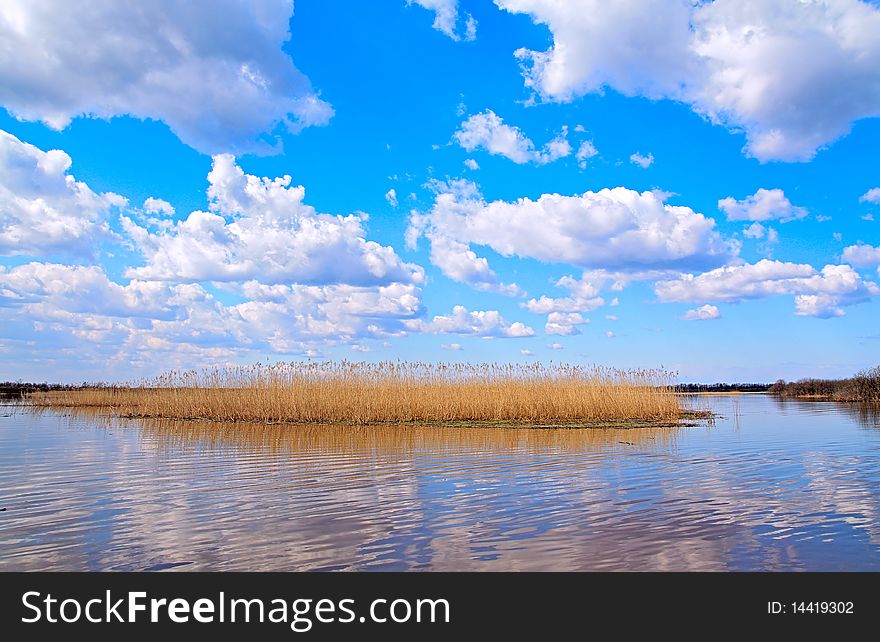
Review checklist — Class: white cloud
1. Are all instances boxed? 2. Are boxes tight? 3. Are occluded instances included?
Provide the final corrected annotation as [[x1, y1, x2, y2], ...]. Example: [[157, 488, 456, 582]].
[[0, 262, 427, 366], [842, 243, 880, 268], [464, 158, 480, 170], [441, 342, 463, 351], [743, 222, 767, 239], [0, 129, 126, 258], [547, 342, 563, 349], [524, 269, 674, 335], [752, 228, 779, 260], [405, 305, 535, 337], [408, 0, 477, 41], [123, 154, 423, 287], [417, 233, 525, 296], [682, 304, 721, 321], [719, 188, 807, 222], [744, 221, 779, 257], [524, 272, 606, 315], [464, 15, 478, 41], [861, 188, 880, 204], [496, 0, 880, 161], [0, 262, 192, 320], [408, 182, 733, 299], [655, 259, 879, 318], [863, 213, 875, 222], [520, 348, 534, 356], [606, 331, 616, 338], [544, 311, 590, 336], [629, 151, 653, 168], [385, 188, 398, 208], [0, 1, 333, 155], [576, 140, 598, 169], [453, 110, 571, 165], [143, 197, 174, 217]]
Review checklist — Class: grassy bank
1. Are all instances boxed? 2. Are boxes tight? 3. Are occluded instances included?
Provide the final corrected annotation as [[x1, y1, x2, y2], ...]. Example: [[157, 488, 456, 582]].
[[769, 366, 880, 402], [26, 361, 689, 427]]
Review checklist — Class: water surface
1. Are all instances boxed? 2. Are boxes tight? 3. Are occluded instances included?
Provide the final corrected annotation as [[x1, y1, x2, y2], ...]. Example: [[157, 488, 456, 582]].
[[1, 395, 879, 571]]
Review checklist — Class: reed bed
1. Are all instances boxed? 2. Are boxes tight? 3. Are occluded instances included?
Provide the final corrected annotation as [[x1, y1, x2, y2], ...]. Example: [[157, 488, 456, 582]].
[[27, 361, 686, 427]]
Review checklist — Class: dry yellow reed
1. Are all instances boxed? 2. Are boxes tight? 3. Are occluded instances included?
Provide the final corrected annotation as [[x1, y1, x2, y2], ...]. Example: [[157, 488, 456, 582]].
[[27, 360, 685, 426]]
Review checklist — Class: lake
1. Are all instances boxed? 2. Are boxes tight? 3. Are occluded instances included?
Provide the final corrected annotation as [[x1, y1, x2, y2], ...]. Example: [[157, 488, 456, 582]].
[[1, 394, 879, 571]]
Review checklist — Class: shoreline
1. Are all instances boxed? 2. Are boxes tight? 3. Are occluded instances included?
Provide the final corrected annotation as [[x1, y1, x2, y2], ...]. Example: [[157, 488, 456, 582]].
[[22, 405, 713, 430]]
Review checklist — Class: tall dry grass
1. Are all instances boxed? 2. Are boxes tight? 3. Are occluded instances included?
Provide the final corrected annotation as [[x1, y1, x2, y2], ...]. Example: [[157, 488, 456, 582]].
[[27, 361, 685, 426]]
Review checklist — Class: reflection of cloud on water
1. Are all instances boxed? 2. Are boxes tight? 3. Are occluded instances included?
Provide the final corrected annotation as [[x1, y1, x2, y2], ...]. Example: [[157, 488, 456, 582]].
[[2, 400, 879, 571]]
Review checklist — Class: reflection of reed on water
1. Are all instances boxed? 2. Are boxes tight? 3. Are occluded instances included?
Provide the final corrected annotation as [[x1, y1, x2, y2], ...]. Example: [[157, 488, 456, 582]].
[[769, 395, 880, 430], [63, 407, 684, 455], [839, 403, 880, 430]]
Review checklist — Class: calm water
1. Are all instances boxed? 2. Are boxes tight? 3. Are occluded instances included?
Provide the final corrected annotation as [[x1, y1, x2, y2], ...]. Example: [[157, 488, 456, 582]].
[[1, 395, 879, 571]]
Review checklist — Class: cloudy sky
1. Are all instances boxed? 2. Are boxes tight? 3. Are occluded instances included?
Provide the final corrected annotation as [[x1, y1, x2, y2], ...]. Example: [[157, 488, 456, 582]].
[[1, 0, 879, 383]]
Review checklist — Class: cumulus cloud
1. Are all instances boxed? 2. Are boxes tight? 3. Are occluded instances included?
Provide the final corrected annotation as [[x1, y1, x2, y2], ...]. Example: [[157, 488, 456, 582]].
[[0, 129, 126, 258], [441, 342, 463, 351], [453, 110, 571, 165], [860, 188, 880, 204], [629, 152, 653, 168], [143, 197, 175, 217], [842, 243, 880, 268], [682, 304, 721, 321], [408, 182, 733, 300], [408, 0, 477, 41], [0, 262, 193, 320], [417, 233, 525, 296], [464, 158, 480, 170], [544, 311, 590, 336], [576, 140, 598, 169], [523, 268, 672, 331], [496, 0, 880, 161], [404, 305, 535, 337], [743, 222, 767, 239], [655, 259, 879, 318], [524, 272, 608, 315], [123, 155, 423, 287], [719, 188, 807, 222], [0, 1, 333, 155], [0, 262, 426, 367], [385, 188, 398, 208]]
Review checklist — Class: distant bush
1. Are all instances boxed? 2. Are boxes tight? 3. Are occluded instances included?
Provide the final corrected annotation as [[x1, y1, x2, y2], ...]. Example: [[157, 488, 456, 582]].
[[769, 366, 880, 402], [674, 383, 771, 393]]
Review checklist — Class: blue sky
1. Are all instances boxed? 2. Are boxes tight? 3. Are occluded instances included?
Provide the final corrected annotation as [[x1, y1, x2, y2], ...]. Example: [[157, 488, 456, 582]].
[[1, 0, 879, 383]]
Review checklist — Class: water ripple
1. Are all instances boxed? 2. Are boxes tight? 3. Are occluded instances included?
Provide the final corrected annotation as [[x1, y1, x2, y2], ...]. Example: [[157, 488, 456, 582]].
[[1, 396, 879, 570]]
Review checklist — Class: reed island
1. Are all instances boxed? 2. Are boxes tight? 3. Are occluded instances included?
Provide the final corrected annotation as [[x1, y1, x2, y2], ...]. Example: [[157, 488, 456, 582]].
[[24, 361, 697, 428]]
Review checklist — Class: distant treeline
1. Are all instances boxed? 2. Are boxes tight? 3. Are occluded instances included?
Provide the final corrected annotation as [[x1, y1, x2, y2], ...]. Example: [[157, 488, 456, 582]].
[[674, 383, 771, 393], [0, 382, 104, 397], [769, 366, 880, 402]]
